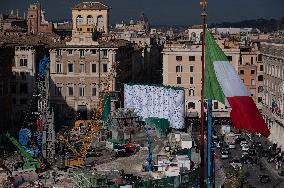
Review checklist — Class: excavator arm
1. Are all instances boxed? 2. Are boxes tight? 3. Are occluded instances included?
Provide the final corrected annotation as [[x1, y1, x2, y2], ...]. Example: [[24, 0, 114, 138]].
[[5, 133, 34, 161], [58, 134, 81, 157]]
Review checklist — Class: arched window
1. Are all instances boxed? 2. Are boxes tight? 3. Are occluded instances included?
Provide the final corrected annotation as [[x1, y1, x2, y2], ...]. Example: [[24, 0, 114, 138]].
[[76, 15, 83, 26], [87, 15, 93, 25], [191, 32, 196, 42], [97, 15, 104, 32]]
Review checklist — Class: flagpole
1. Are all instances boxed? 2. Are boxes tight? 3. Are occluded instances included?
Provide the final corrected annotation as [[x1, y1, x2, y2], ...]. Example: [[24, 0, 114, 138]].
[[207, 98, 213, 188], [200, 1, 208, 187]]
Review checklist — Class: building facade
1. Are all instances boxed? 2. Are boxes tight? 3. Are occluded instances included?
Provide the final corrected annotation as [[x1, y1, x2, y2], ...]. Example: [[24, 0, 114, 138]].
[[68, 2, 110, 46], [261, 42, 284, 149], [27, 3, 53, 34], [162, 43, 240, 117], [238, 46, 261, 104]]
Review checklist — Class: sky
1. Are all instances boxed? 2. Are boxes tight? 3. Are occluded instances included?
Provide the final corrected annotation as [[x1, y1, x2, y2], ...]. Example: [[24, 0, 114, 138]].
[[0, 0, 283, 25]]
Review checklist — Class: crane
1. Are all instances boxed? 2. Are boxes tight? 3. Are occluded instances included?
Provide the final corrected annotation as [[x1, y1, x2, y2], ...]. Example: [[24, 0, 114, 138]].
[[58, 123, 102, 167], [5, 133, 40, 170], [143, 127, 153, 172]]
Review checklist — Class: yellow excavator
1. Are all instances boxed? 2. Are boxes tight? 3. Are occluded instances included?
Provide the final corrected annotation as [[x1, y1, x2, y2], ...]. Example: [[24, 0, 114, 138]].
[[58, 123, 102, 167]]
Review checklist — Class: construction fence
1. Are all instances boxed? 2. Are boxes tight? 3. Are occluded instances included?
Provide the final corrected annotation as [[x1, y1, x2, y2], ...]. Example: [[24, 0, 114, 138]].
[[69, 166, 200, 188]]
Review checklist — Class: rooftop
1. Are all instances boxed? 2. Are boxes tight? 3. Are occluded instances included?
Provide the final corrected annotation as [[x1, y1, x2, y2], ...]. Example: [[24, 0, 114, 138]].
[[72, 2, 109, 10]]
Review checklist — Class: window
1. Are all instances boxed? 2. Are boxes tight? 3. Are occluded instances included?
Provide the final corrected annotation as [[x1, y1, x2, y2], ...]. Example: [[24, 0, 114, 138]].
[[103, 64, 108, 73], [190, 32, 196, 42], [56, 49, 62, 56], [57, 87, 62, 96], [189, 66, 194, 72], [250, 79, 255, 86], [20, 98, 27, 105], [56, 63, 62, 73], [177, 77, 181, 84], [103, 50, 108, 57], [68, 64, 73, 73], [189, 89, 194, 96], [260, 65, 263, 71], [241, 79, 244, 83], [258, 86, 263, 93], [176, 65, 182, 73], [80, 64, 85, 73], [79, 37, 84, 42], [68, 49, 73, 55], [227, 56, 232, 61], [258, 75, 263, 81], [92, 64, 97, 73], [92, 87, 96, 96], [76, 15, 83, 26], [20, 72, 26, 80], [189, 56, 195, 61], [91, 49, 96, 54], [79, 87, 85, 97], [80, 50, 85, 58], [68, 86, 73, 96], [251, 70, 255, 74], [250, 57, 253, 64], [258, 97, 262, 103], [176, 56, 182, 61], [258, 54, 263, 61], [188, 102, 195, 109], [87, 15, 94, 25], [20, 59, 27, 66], [239, 69, 244, 75], [190, 77, 194, 84], [214, 102, 218, 109], [87, 28, 91, 32], [20, 83, 28, 94]]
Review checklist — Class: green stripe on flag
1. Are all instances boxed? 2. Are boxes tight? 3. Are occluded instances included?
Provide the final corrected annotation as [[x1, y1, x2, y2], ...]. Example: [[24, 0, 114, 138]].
[[204, 29, 226, 104]]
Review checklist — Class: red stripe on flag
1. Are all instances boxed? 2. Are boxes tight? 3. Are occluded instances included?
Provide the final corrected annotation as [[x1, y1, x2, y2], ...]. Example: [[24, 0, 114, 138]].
[[227, 96, 270, 137]]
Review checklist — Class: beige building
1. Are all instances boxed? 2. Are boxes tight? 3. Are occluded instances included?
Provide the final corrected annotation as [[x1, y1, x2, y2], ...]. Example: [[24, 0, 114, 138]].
[[238, 46, 263, 105], [68, 2, 110, 46], [261, 42, 284, 150], [49, 2, 144, 125], [162, 43, 240, 117]]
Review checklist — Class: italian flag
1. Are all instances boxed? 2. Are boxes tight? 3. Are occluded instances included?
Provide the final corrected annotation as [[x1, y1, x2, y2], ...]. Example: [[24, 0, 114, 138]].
[[205, 30, 270, 137]]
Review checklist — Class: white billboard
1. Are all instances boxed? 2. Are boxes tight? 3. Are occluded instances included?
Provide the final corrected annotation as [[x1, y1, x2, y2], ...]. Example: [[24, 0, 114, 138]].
[[124, 84, 185, 129]]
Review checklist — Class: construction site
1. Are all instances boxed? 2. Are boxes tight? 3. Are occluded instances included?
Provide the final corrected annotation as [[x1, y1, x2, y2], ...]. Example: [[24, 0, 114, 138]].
[[0, 54, 199, 188]]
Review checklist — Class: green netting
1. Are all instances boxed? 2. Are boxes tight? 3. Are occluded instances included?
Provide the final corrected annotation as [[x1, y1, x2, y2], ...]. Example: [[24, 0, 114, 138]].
[[145, 118, 170, 137], [204, 29, 227, 104], [102, 94, 111, 122]]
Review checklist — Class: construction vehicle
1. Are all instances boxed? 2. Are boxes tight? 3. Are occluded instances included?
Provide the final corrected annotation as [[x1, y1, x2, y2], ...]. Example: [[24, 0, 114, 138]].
[[58, 134, 85, 167], [143, 127, 153, 172], [5, 133, 40, 170]]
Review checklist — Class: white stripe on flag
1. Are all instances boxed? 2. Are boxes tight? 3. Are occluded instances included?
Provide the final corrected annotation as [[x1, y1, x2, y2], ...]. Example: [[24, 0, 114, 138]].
[[213, 61, 248, 97]]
